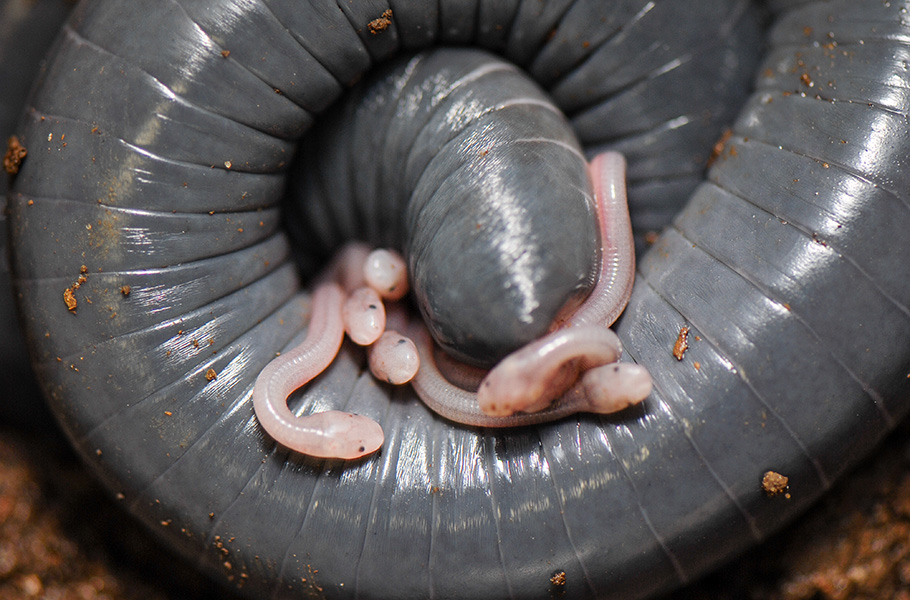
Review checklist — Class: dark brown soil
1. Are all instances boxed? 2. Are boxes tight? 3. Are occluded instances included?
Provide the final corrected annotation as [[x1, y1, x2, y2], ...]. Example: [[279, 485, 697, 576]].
[[0, 417, 241, 600]]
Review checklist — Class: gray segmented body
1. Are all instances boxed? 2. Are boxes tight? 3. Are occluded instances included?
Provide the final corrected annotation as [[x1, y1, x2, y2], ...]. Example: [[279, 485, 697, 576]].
[[289, 48, 600, 366], [5, 2, 910, 600]]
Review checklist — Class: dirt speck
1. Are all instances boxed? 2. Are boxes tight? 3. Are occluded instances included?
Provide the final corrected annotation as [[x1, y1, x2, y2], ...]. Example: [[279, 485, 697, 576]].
[[707, 128, 733, 167], [63, 288, 77, 312], [673, 327, 690, 360], [550, 570, 566, 586], [763, 471, 790, 497], [367, 9, 393, 34], [4, 136, 27, 174]]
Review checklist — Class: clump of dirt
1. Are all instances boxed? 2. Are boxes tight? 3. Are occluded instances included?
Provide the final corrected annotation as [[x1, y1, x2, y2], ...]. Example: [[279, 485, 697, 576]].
[[3, 136, 27, 175], [367, 9, 393, 34], [762, 471, 790, 498]]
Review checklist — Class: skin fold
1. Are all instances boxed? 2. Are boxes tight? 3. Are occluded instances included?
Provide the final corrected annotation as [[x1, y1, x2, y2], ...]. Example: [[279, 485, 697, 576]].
[[3, 1, 910, 600]]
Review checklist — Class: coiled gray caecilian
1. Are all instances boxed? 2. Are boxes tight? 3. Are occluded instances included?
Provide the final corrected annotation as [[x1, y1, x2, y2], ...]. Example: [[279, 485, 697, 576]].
[[4, 1, 910, 600]]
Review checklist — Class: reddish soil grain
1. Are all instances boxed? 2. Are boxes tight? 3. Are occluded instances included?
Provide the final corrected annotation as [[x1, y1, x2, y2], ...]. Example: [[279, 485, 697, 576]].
[[3, 136, 27, 175]]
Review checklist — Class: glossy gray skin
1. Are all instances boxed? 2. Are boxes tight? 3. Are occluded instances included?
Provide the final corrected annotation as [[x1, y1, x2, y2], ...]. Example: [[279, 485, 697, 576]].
[[289, 48, 599, 366], [6, 2, 910, 600], [0, 0, 73, 425]]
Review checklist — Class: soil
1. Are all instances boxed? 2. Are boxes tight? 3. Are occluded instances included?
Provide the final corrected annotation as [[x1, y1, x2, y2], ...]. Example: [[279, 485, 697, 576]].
[[0, 409, 240, 600], [661, 421, 910, 600], [3, 136, 27, 175], [1, 402, 909, 600]]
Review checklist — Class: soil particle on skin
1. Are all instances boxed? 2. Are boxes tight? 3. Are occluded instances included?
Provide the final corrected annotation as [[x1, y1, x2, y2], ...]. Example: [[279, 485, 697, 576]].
[[63, 267, 90, 313], [367, 9, 393, 34], [707, 128, 733, 167], [763, 471, 791, 497], [673, 326, 690, 360], [63, 288, 77, 312], [3, 136, 27, 174]]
